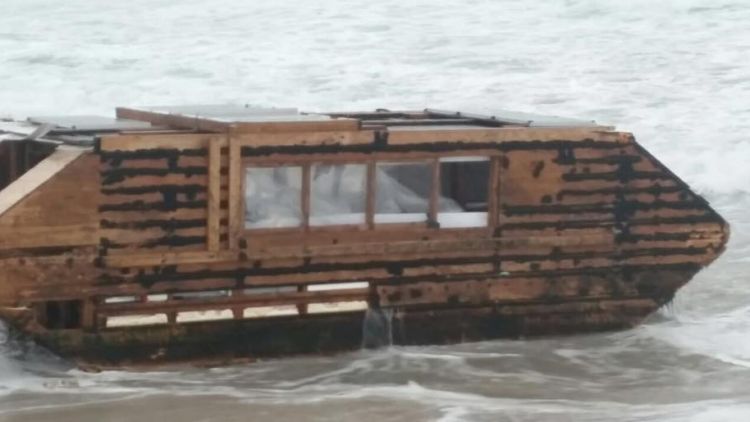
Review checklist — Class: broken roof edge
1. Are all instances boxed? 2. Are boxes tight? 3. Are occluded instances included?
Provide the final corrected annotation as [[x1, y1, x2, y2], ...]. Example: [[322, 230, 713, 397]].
[[423, 108, 612, 129]]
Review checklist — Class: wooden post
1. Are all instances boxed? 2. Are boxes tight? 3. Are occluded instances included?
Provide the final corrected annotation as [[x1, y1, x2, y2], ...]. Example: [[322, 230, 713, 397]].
[[231, 288, 244, 319], [302, 164, 311, 230], [81, 298, 97, 330], [366, 161, 375, 229], [228, 133, 242, 249], [296, 285, 308, 315], [489, 156, 501, 228], [429, 159, 440, 226], [207, 140, 222, 251]]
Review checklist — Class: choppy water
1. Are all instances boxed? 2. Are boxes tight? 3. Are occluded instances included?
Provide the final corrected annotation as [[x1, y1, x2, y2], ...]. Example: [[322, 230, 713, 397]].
[[1, 0, 749, 420]]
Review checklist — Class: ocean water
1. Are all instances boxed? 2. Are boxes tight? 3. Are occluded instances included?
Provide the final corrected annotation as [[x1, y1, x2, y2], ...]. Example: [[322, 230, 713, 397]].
[[1, 0, 749, 420]]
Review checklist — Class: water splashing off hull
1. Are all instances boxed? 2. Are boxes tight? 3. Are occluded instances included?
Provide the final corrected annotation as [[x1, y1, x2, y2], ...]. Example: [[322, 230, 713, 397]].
[[362, 307, 393, 349]]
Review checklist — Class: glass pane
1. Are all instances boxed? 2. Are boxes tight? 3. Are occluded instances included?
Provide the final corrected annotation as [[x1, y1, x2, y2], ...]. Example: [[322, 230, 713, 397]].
[[310, 164, 366, 226], [245, 166, 302, 228], [375, 162, 431, 224], [438, 157, 489, 228]]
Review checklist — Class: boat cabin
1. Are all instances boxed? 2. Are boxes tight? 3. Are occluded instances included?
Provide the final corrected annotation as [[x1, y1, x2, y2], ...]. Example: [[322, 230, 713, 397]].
[[0, 106, 728, 366]]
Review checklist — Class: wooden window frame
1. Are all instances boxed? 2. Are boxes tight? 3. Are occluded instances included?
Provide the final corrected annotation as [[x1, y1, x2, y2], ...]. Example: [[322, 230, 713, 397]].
[[236, 151, 500, 244]]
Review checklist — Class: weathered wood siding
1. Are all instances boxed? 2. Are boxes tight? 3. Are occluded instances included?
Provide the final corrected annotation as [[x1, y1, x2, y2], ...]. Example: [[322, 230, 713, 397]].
[[0, 150, 100, 304], [98, 137, 216, 253], [0, 126, 729, 366]]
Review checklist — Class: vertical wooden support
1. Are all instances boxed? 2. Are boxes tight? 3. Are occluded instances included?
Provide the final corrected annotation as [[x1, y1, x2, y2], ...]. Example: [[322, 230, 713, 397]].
[[296, 285, 308, 315], [166, 293, 177, 324], [228, 134, 242, 250], [366, 161, 375, 229], [81, 298, 96, 330], [302, 164, 311, 230], [207, 140, 222, 251], [489, 156, 502, 228], [231, 288, 244, 319], [429, 159, 440, 225]]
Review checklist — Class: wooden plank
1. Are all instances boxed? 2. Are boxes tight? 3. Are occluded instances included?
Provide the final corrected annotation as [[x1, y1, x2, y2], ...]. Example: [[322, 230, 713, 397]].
[[207, 141, 222, 251], [115, 107, 231, 133], [387, 128, 625, 145], [101, 174, 208, 190], [488, 156, 501, 228], [100, 208, 210, 224], [117, 107, 361, 134], [241, 149, 502, 166], [228, 135, 242, 249], [99, 133, 223, 152], [230, 119, 361, 134], [0, 224, 99, 250], [98, 288, 368, 316], [101, 231, 617, 268], [101, 155, 209, 171], [429, 159, 439, 224], [100, 191, 208, 205], [103, 250, 237, 268], [234, 130, 373, 147], [366, 162, 375, 229], [100, 226, 207, 246], [302, 164, 311, 230], [377, 276, 638, 308]]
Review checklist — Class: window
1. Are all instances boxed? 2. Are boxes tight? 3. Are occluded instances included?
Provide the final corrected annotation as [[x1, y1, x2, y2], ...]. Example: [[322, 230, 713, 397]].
[[310, 163, 367, 226], [375, 162, 432, 224], [242, 156, 492, 230], [245, 166, 302, 228], [437, 157, 489, 228]]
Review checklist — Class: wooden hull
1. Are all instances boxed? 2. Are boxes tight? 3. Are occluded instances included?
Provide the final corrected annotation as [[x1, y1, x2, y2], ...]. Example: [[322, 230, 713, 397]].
[[0, 110, 729, 367], [35, 297, 661, 368], [4, 265, 703, 367]]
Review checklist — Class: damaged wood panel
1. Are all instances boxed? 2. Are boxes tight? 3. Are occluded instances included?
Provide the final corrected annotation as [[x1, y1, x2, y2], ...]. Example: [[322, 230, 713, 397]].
[[99, 146, 210, 253], [1, 247, 99, 303], [377, 274, 642, 308]]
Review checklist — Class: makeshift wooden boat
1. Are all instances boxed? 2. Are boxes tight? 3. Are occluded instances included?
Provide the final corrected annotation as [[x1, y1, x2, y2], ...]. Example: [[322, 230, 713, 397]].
[[0, 106, 729, 367]]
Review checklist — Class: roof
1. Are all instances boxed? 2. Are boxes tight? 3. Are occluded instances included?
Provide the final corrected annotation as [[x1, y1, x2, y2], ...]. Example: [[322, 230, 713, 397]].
[[112, 105, 611, 133], [1, 105, 613, 148]]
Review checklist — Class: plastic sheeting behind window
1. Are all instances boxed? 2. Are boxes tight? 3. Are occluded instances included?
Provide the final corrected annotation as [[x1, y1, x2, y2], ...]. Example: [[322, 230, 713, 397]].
[[310, 164, 366, 226], [374, 162, 432, 223], [245, 166, 302, 228]]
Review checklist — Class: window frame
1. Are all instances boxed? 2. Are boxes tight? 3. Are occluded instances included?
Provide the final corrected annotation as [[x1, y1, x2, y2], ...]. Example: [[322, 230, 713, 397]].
[[240, 152, 498, 234], [308, 162, 369, 229], [435, 155, 493, 229]]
